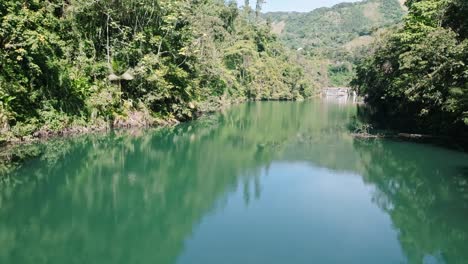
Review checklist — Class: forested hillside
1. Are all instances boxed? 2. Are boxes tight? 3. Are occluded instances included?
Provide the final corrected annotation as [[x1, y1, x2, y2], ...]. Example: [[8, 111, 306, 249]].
[[0, 0, 315, 143], [265, 0, 405, 86], [352, 0, 468, 136]]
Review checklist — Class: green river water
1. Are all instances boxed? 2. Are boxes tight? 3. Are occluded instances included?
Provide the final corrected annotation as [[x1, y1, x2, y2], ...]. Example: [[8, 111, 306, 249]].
[[1, 101, 468, 264]]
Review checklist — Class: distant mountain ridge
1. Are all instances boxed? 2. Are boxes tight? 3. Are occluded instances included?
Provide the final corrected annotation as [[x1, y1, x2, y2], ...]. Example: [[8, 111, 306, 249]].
[[265, 0, 405, 50], [263, 0, 406, 86]]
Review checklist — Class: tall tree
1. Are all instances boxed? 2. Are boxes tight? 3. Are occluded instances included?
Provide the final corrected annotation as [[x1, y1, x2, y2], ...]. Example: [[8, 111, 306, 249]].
[[255, 0, 265, 19]]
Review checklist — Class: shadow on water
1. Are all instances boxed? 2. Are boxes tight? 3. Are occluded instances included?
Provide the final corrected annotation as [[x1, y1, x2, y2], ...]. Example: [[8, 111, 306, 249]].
[[351, 138, 468, 263], [458, 167, 468, 178], [353, 103, 468, 152], [0, 100, 467, 263]]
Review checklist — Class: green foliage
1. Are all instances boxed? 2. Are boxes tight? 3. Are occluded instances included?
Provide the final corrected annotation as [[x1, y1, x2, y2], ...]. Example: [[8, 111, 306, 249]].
[[352, 0, 468, 135], [0, 1, 78, 122], [0, 0, 315, 141], [328, 62, 354, 87], [264, 0, 405, 87]]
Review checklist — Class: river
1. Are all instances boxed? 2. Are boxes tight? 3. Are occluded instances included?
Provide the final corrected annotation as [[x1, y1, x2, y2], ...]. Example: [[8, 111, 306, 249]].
[[1, 101, 468, 264]]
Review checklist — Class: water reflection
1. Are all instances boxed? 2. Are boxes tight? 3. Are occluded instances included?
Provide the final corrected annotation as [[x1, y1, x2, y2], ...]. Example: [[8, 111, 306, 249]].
[[0, 101, 467, 264], [354, 139, 468, 263]]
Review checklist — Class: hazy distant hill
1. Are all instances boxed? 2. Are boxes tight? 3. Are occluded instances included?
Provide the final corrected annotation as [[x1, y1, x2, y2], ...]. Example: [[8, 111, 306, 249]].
[[265, 0, 405, 50], [264, 0, 406, 86]]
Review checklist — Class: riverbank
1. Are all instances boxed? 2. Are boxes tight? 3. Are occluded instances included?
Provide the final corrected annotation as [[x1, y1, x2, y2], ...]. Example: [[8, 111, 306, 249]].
[[0, 95, 243, 148], [351, 130, 468, 152], [2, 95, 302, 169], [1, 91, 327, 149], [0, 97, 297, 179], [1, 113, 179, 147]]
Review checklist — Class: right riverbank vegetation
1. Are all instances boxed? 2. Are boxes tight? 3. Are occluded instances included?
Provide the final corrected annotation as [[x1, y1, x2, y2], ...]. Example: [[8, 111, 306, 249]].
[[352, 0, 468, 137], [0, 0, 316, 143]]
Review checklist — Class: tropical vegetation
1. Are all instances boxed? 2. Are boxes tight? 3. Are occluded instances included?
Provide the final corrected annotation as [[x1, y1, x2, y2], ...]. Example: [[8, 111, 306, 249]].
[[0, 0, 315, 143], [352, 0, 468, 135]]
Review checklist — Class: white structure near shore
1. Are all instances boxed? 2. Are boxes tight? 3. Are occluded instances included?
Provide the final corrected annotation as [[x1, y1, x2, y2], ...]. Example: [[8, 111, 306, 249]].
[[322, 87, 358, 103]]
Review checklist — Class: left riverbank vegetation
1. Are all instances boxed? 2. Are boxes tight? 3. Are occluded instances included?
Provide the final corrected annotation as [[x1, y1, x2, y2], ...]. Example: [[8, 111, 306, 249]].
[[0, 0, 316, 144], [352, 0, 468, 137]]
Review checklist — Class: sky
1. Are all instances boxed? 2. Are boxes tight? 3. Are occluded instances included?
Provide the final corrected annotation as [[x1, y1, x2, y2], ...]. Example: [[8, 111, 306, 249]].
[[236, 0, 362, 13]]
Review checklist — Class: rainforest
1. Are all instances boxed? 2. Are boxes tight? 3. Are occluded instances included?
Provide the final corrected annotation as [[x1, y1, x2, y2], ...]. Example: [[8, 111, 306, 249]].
[[1, 1, 468, 264], [0, 0, 314, 143]]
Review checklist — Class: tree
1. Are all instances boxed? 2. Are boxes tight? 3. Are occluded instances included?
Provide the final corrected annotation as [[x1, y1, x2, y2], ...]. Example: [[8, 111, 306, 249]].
[[256, 0, 265, 19], [352, 0, 468, 135], [0, 0, 316, 141]]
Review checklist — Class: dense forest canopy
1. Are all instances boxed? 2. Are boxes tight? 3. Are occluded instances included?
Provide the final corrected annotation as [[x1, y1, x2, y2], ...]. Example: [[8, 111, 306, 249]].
[[1, 0, 466, 141], [264, 0, 406, 86], [0, 0, 316, 143], [352, 0, 468, 135]]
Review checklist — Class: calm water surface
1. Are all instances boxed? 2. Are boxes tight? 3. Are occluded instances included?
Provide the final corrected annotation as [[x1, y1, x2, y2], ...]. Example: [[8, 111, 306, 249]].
[[1, 101, 468, 264]]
